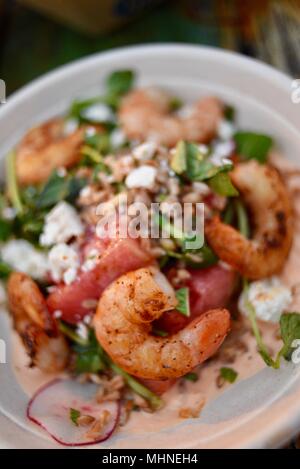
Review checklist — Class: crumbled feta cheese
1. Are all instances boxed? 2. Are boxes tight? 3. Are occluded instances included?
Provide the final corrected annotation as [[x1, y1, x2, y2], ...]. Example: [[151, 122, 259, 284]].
[[2, 207, 16, 220], [40, 201, 84, 246], [76, 322, 89, 340], [1, 239, 48, 280], [192, 181, 211, 195], [198, 144, 209, 155], [217, 119, 236, 140], [125, 165, 157, 189], [85, 126, 97, 137], [176, 104, 194, 119], [238, 277, 292, 323], [53, 310, 62, 319], [81, 248, 100, 272], [110, 128, 126, 149], [81, 103, 115, 123], [132, 142, 157, 161], [63, 118, 78, 136], [0, 282, 6, 305], [56, 167, 67, 177], [210, 141, 235, 167], [48, 243, 79, 285], [79, 186, 92, 198]]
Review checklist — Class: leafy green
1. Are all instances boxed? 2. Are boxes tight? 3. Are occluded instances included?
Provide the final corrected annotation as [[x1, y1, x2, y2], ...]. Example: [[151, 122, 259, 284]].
[[184, 372, 198, 382], [70, 408, 81, 426], [220, 367, 238, 383], [72, 329, 107, 374], [0, 219, 13, 241], [36, 171, 86, 209], [6, 151, 23, 215], [234, 199, 250, 238], [106, 70, 134, 97], [169, 96, 183, 111], [170, 141, 234, 193], [208, 171, 239, 197], [155, 212, 204, 252], [85, 132, 111, 155], [234, 132, 273, 163], [68, 97, 103, 121], [175, 287, 190, 317], [279, 313, 300, 361], [0, 259, 12, 279], [224, 105, 235, 122]]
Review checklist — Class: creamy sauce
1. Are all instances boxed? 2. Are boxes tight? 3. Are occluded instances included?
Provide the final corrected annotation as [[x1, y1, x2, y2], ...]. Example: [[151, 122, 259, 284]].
[[12, 152, 300, 435]]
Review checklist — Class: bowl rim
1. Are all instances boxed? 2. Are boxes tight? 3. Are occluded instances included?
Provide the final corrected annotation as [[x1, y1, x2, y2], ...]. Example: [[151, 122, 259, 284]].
[[0, 43, 299, 449]]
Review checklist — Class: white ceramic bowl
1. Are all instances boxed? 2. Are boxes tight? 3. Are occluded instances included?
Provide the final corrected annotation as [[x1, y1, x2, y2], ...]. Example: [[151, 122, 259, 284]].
[[0, 44, 300, 449]]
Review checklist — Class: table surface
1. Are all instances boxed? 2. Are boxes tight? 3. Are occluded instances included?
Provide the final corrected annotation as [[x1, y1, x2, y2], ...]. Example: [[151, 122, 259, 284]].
[[0, 0, 299, 449]]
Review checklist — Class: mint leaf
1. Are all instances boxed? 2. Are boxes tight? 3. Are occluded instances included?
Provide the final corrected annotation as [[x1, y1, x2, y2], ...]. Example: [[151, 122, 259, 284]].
[[106, 70, 135, 96], [184, 372, 198, 382], [234, 132, 273, 163], [70, 408, 81, 426], [220, 367, 238, 383], [208, 171, 238, 197], [279, 313, 300, 360], [175, 287, 190, 317], [36, 171, 86, 209]]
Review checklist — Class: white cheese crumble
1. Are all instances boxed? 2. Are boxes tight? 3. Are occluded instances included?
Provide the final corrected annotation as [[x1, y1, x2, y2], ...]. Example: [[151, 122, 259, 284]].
[[48, 243, 79, 285], [217, 119, 236, 141], [110, 128, 126, 149], [81, 103, 115, 123], [76, 322, 89, 341], [2, 207, 16, 220], [63, 118, 78, 136], [210, 141, 235, 167], [81, 248, 100, 272], [40, 201, 84, 247], [238, 277, 292, 323], [132, 142, 157, 161], [125, 165, 157, 189], [1, 239, 48, 280]]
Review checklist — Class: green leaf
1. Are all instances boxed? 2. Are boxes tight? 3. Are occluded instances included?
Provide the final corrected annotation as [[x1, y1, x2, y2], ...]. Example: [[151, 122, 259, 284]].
[[0, 259, 12, 279], [36, 171, 86, 209], [234, 199, 250, 238], [224, 105, 235, 122], [85, 132, 111, 155], [169, 96, 183, 111], [208, 172, 239, 197], [70, 408, 81, 426], [0, 219, 12, 241], [234, 132, 273, 163], [242, 279, 280, 369], [184, 372, 198, 382], [68, 97, 102, 120], [220, 367, 238, 383], [184, 244, 218, 268], [106, 70, 135, 97], [279, 313, 300, 361], [175, 287, 190, 317]]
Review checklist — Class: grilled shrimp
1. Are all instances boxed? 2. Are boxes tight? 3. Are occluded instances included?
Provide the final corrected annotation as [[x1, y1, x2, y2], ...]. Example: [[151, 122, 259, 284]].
[[205, 160, 293, 280], [16, 118, 86, 185], [119, 88, 223, 147], [94, 267, 230, 380], [7, 272, 69, 372]]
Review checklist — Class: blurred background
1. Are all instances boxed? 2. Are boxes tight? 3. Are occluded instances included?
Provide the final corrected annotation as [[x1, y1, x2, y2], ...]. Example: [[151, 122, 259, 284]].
[[0, 0, 299, 96]]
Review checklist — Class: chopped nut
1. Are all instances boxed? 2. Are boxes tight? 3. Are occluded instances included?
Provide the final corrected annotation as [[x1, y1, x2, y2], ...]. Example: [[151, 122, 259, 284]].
[[85, 410, 111, 439], [77, 414, 95, 427], [178, 399, 205, 419]]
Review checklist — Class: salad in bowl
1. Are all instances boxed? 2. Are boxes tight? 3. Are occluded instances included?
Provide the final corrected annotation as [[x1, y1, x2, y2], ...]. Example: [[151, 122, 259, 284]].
[[1, 69, 300, 446]]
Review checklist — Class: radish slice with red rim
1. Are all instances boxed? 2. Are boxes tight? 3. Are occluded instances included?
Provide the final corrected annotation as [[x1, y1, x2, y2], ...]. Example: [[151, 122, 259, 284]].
[[27, 378, 120, 446]]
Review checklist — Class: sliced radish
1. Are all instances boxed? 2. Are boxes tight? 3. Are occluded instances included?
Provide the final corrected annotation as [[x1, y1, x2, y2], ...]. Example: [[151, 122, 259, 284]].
[[27, 378, 120, 447]]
